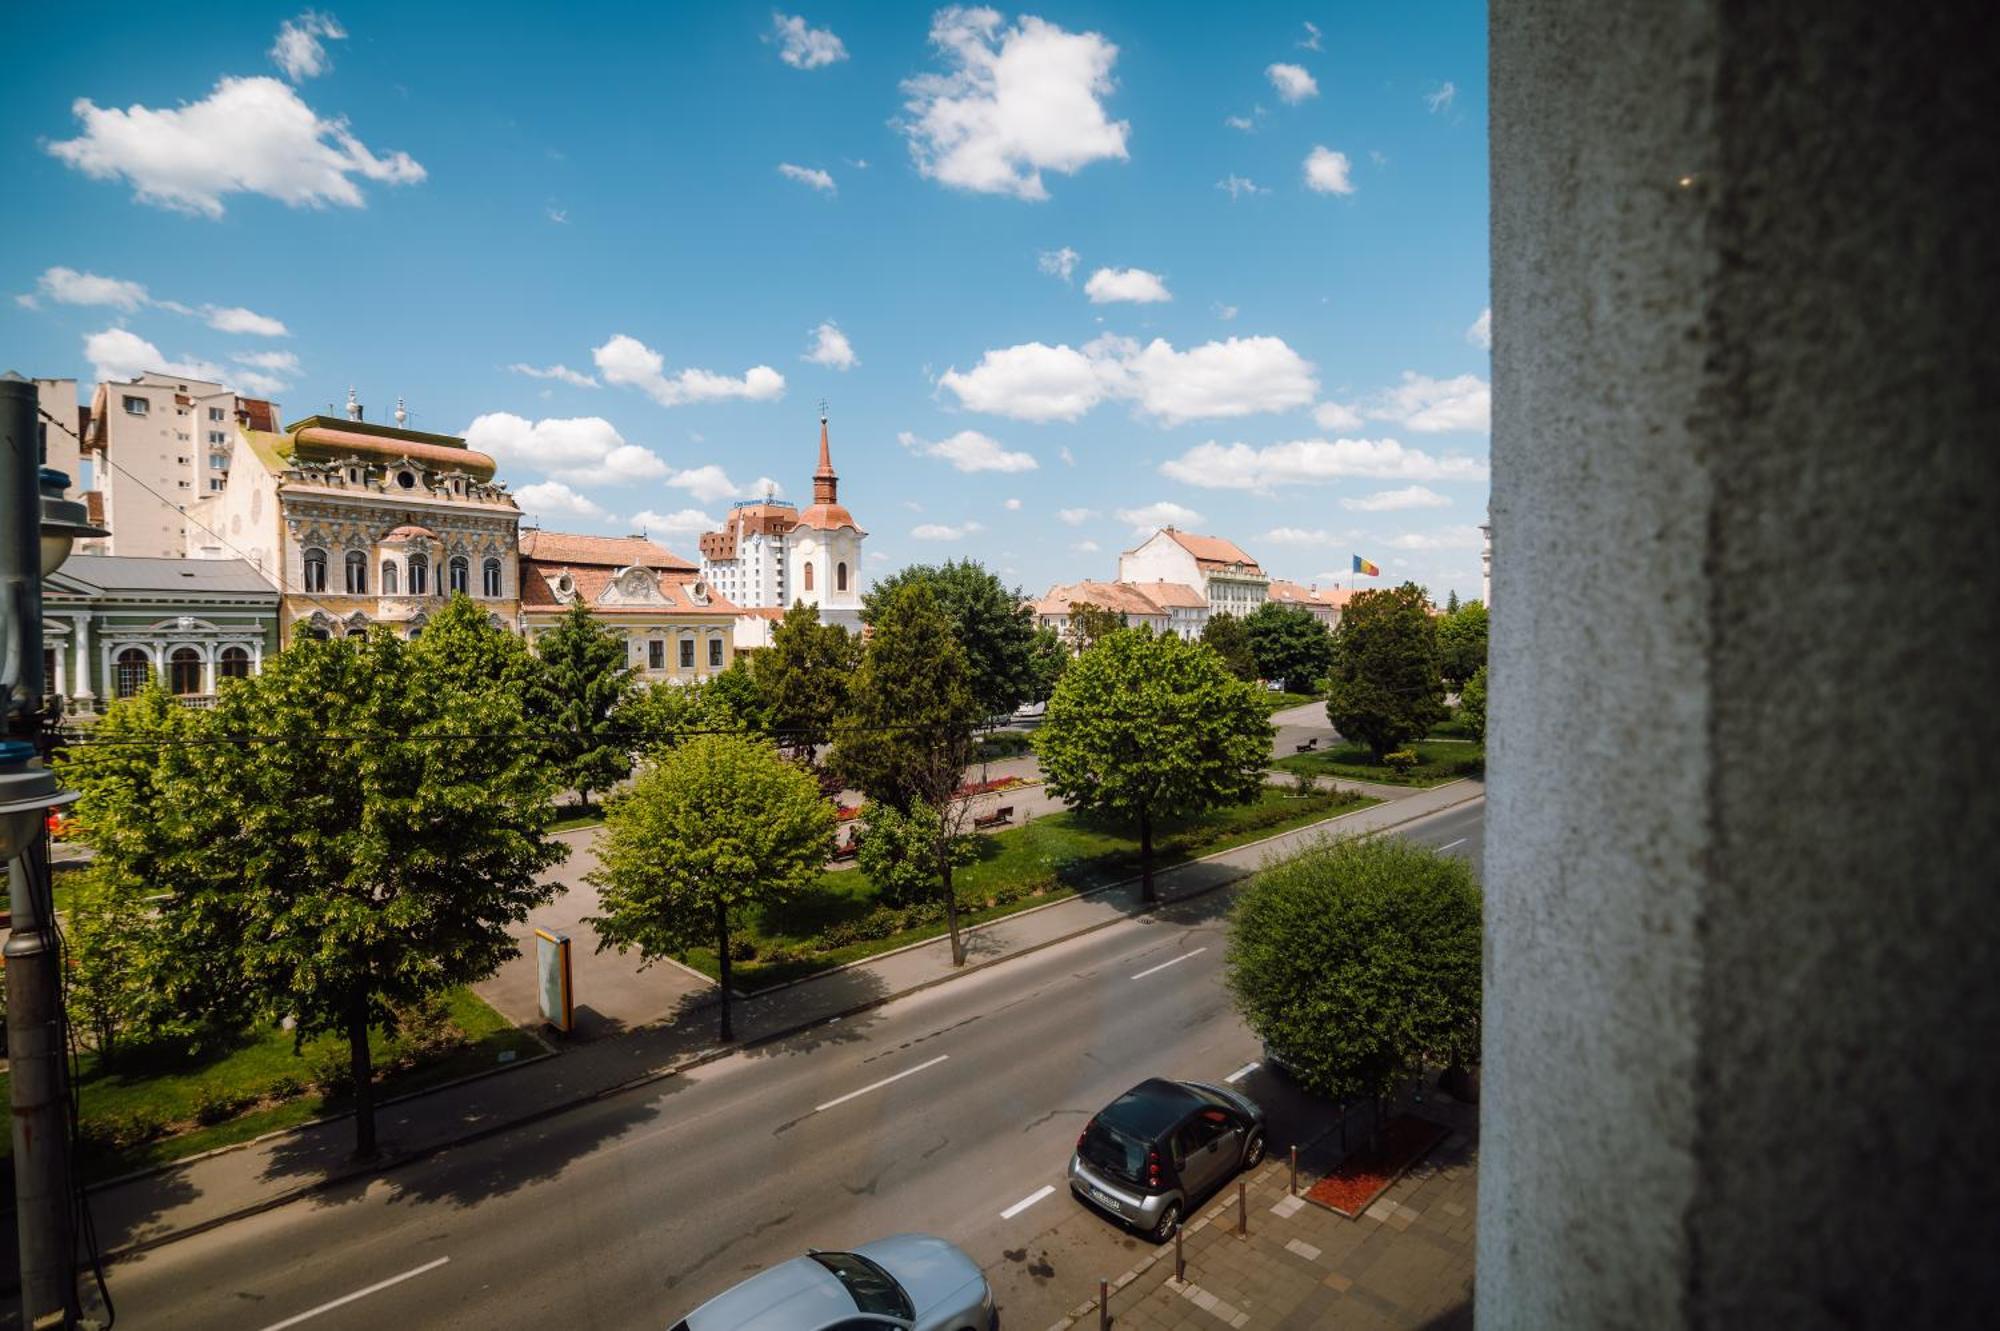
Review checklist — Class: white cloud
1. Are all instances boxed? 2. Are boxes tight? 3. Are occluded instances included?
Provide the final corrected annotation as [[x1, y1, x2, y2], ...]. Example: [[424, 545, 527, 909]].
[[48, 76, 423, 218], [899, 8, 1129, 201], [232, 349, 301, 375], [1084, 267, 1171, 304], [1037, 246, 1080, 281], [1058, 507, 1096, 526], [1298, 21, 1323, 51], [777, 162, 836, 193], [1389, 525, 1484, 551], [1071, 539, 1099, 553], [899, 429, 1038, 473], [771, 12, 848, 69], [593, 333, 785, 408], [35, 266, 148, 310], [1426, 81, 1457, 114], [509, 363, 599, 389], [515, 481, 608, 521], [1313, 400, 1364, 431], [232, 368, 290, 396], [205, 305, 288, 336], [1159, 438, 1489, 491], [662, 465, 752, 504], [1003, 497, 1022, 510], [1303, 145, 1355, 195], [271, 11, 346, 81], [462, 412, 669, 487], [1367, 371, 1490, 433], [1266, 63, 1319, 104], [1467, 308, 1491, 350], [1263, 527, 1338, 546], [631, 507, 718, 536], [912, 521, 984, 541], [1215, 303, 1239, 321], [1342, 485, 1451, 512], [1216, 174, 1266, 200], [83, 327, 222, 384], [804, 321, 858, 370], [1059, 446, 1076, 466], [1224, 113, 1256, 132], [1116, 500, 1203, 531], [939, 333, 1315, 426]]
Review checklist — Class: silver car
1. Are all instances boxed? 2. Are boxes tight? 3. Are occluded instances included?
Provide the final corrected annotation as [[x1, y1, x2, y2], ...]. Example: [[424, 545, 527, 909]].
[[669, 1234, 996, 1331], [1067, 1077, 1267, 1243]]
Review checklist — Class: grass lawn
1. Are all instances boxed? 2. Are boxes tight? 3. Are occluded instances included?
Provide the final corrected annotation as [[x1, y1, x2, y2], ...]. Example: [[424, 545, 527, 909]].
[[681, 786, 1379, 992], [1428, 714, 1481, 740], [1258, 690, 1322, 714], [1272, 738, 1485, 788], [549, 810, 606, 833], [0, 987, 542, 1181]]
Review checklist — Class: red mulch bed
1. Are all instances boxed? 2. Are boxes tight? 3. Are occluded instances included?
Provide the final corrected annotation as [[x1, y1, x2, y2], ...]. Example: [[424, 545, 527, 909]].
[[1304, 1115, 1450, 1218], [835, 804, 864, 822], [954, 775, 1025, 798]]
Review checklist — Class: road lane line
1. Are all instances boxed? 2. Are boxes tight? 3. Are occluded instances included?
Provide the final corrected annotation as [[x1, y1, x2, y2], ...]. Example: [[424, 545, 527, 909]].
[[1439, 838, 1467, 852], [1131, 947, 1207, 980], [257, 1257, 450, 1331], [1001, 1184, 1056, 1219], [813, 1054, 950, 1113], [1225, 1061, 1260, 1084]]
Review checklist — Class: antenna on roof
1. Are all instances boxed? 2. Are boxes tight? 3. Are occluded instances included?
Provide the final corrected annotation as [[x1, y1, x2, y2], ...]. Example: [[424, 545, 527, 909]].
[[394, 395, 407, 426]]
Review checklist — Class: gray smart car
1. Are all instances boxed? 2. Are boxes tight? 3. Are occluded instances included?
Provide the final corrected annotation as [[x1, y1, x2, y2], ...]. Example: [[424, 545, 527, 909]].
[[669, 1234, 995, 1331], [1067, 1078, 1267, 1242]]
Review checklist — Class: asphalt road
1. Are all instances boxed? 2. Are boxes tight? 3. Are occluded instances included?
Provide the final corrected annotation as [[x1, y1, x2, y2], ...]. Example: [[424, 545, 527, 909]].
[[74, 800, 1483, 1331]]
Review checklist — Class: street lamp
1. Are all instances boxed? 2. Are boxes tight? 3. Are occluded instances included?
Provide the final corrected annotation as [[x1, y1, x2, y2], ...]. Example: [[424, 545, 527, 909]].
[[38, 467, 106, 577]]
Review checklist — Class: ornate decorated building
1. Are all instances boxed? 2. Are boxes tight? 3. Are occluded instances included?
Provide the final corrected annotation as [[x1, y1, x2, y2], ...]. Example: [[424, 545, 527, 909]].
[[518, 532, 738, 683]]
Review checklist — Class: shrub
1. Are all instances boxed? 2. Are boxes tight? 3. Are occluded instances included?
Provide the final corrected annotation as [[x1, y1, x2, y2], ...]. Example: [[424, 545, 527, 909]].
[[973, 731, 1033, 761], [268, 1071, 307, 1101], [1291, 770, 1319, 795], [305, 1042, 355, 1096], [391, 995, 462, 1063], [1383, 750, 1419, 775], [193, 1083, 250, 1126], [727, 937, 759, 962]]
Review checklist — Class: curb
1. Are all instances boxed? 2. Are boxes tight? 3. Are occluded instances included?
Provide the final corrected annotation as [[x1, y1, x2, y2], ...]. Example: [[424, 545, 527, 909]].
[[72, 784, 1484, 1267]]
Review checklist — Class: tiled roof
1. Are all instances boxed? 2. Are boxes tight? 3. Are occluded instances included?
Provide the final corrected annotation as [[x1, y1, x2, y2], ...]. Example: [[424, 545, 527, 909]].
[[287, 423, 498, 482], [237, 398, 278, 432], [519, 562, 736, 614], [1033, 580, 1173, 618], [518, 530, 696, 571], [795, 502, 865, 534], [1162, 528, 1264, 574], [48, 555, 279, 599], [1123, 580, 1206, 609]]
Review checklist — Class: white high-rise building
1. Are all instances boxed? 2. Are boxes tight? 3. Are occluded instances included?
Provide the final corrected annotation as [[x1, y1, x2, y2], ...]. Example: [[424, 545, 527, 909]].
[[81, 372, 278, 558]]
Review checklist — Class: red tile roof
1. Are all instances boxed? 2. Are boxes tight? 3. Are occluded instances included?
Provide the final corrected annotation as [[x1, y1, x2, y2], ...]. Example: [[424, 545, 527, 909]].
[[518, 530, 696, 571], [518, 562, 736, 614], [1122, 580, 1206, 609], [237, 398, 278, 432], [1162, 528, 1264, 573], [1033, 580, 1173, 618]]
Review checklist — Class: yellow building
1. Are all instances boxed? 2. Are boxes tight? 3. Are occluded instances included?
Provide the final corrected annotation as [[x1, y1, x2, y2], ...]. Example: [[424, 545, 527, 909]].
[[517, 531, 739, 684]]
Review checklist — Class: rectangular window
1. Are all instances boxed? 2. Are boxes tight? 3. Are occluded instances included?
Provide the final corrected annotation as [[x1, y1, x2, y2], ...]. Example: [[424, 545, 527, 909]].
[[708, 638, 723, 668], [123, 395, 148, 415], [208, 407, 225, 422], [210, 453, 228, 469], [208, 431, 227, 445], [209, 479, 224, 492], [648, 640, 665, 669], [679, 638, 694, 669]]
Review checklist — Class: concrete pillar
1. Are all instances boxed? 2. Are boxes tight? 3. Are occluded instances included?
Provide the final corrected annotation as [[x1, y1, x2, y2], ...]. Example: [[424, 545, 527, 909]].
[[1481, 2, 1999, 1327], [71, 612, 93, 701]]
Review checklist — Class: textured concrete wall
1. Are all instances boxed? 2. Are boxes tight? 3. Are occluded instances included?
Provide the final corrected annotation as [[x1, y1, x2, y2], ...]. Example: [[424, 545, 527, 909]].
[[1481, 2, 1999, 1326]]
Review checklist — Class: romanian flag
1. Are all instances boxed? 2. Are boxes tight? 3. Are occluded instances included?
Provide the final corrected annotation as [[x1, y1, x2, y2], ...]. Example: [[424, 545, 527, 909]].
[[1352, 555, 1381, 577]]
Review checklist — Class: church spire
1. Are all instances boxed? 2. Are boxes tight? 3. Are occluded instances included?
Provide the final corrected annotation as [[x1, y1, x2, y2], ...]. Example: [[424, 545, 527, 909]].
[[813, 406, 837, 506]]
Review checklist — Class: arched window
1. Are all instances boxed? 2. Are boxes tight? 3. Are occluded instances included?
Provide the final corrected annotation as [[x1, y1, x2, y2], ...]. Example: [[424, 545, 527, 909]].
[[381, 560, 399, 595], [803, 562, 815, 592], [302, 547, 328, 593], [169, 647, 203, 695], [449, 555, 469, 595], [345, 550, 368, 594], [482, 557, 503, 598], [219, 646, 251, 680], [114, 648, 150, 698], [836, 561, 848, 592], [408, 553, 429, 596]]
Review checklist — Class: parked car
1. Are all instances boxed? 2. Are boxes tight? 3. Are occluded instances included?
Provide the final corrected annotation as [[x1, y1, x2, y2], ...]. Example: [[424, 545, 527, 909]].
[[669, 1234, 995, 1331], [1067, 1077, 1267, 1242]]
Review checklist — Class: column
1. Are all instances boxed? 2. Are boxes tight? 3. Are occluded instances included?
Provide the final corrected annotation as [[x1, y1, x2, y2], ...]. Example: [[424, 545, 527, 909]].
[[1481, 3, 1998, 1327], [71, 612, 94, 702], [200, 643, 215, 694]]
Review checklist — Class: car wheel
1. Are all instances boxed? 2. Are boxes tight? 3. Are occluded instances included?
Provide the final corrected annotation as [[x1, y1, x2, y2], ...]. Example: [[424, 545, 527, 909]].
[[1242, 1129, 1266, 1170], [1148, 1199, 1182, 1244]]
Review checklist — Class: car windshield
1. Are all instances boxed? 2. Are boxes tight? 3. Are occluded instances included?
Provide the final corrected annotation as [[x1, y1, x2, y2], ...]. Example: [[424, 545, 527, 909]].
[[808, 1251, 914, 1321], [1079, 1118, 1149, 1186]]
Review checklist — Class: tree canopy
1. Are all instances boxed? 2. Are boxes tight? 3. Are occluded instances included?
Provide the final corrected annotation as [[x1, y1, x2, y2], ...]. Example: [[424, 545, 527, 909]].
[[1063, 602, 1128, 653], [1324, 582, 1446, 758], [1244, 601, 1335, 694], [1457, 664, 1488, 741], [527, 600, 636, 808], [1025, 625, 1069, 703], [1200, 612, 1261, 682], [750, 601, 860, 765], [1226, 835, 1482, 1105], [864, 559, 1038, 718], [1037, 628, 1272, 901], [1437, 600, 1489, 692]]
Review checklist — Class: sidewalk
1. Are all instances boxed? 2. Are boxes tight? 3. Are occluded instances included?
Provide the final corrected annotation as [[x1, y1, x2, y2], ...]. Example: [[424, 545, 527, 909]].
[[30, 780, 1483, 1266]]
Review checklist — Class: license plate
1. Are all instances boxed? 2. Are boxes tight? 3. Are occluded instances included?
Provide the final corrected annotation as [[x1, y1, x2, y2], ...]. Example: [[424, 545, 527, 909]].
[[1088, 1188, 1121, 1212]]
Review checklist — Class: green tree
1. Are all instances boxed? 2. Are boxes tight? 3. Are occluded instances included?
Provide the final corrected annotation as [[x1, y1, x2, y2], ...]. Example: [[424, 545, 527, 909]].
[[858, 798, 975, 910], [1244, 601, 1335, 694], [65, 868, 173, 1064], [1437, 600, 1489, 693], [864, 560, 1038, 717], [586, 734, 833, 1040], [833, 583, 984, 962], [1457, 664, 1488, 741], [1037, 628, 1272, 902], [412, 593, 542, 696], [1324, 583, 1446, 759], [528, 600, 636, 810], [617, 673, 755, 758], [750, 601, 860, 765], [1064, 602, 1128, 653], [1444, 588, 1460, 614], [1025, 625, 1069, 704], [1226, 836, 1481, 1116], [154, 634, 567, 1155], [1201, 612, 1261, 682]]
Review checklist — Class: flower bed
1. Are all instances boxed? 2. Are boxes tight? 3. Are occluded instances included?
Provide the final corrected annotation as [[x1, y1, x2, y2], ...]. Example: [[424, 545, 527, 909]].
[[955, 774, 1026, 799], [1304, 1114, 1450, 1217], [835, 803, 864, 822]]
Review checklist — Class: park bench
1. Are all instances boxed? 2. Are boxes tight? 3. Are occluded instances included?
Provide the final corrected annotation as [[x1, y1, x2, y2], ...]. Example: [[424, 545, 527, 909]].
[[973, 805, 1014, 830], [1295, 738, 1319, 752]]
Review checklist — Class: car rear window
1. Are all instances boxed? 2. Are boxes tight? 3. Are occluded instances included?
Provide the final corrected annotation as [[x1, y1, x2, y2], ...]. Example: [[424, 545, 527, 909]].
[[808, 1252, 914, 1322], [1079, 1117, 1149, 1186]]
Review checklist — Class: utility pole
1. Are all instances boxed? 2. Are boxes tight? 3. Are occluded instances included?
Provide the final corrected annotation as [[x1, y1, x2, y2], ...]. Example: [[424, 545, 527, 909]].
[[1, 372, 81, 1328]]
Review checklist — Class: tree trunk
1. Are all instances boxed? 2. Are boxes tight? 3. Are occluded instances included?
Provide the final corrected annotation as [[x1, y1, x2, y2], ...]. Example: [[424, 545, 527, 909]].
[[941, 846, 965, 967], [1139, 807, 1156, 904], [714, 897, 735, 1043], [348, 997, 377, 1159]]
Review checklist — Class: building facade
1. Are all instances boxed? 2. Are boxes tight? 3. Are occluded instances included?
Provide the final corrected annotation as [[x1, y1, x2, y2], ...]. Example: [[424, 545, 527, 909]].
[[1030, 580, 1185, 642], [80, 372, 277, 558], [41, 555, 280, 713], [33, 377, 83, 484], [519, 531, 738, 684], [1265, 578, 1354, 629], [1117, 528, 1269, 617]]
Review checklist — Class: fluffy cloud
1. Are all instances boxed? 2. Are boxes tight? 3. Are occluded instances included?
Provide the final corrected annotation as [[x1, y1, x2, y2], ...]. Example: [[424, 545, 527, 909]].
[[899, 8, 1129, 201], [912, 521, 984, 541], [593, 334, 785, 408], [804, 321, 858, 370], [515, 481, 608, 521], [1224, 113, 1256, 132], [1426, 82, 1457, 114], [36, 266, 148, 310], [48, 76, 423, 217], [1303, 145, 1354, 195], [1072, 539, 1099, 553], [1158, 438, 1488, 491], [206, 305, 288, 336], [228, 348, 298, 397], [1389, 525, 1484, 551], [1263, 527, 1338, 546], [83, 327, 222, 384], [939, 333, 1316, 426], [1266, 63, 1319, 104], [271, 11, 347, 81], [1298, 21, 1323, 51], [1058, 507, 1097, 526], [668, 465, 783, 504], [899, 429, 1038, 473], [631, 507, 719, 536], [1367, 371, 1490, 433], [1084, 267, 1171, 304], [463, 412, 669, 487], [778, 162, 836, 192], [1116, 500, 1203, 531], [232, 349, 300, 374], [1342, 485, 1451, 512], [1216, 174, 1266, 199], [1003, 497, 1022, 510], [509, 362, 599, 388], [1037, 246, 1080, 281], [1466, 308, 1491, 350], [771, 13, 848, 69], [1313, 400, 1364, 431]]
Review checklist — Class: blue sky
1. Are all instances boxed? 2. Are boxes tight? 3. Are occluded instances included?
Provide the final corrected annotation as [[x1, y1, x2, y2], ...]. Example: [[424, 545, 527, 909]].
[[4, 1, 1490, 601]]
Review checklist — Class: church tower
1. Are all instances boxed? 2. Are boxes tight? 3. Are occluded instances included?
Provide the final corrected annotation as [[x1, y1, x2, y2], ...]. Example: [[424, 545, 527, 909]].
[[786, 410, 866, 628]]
